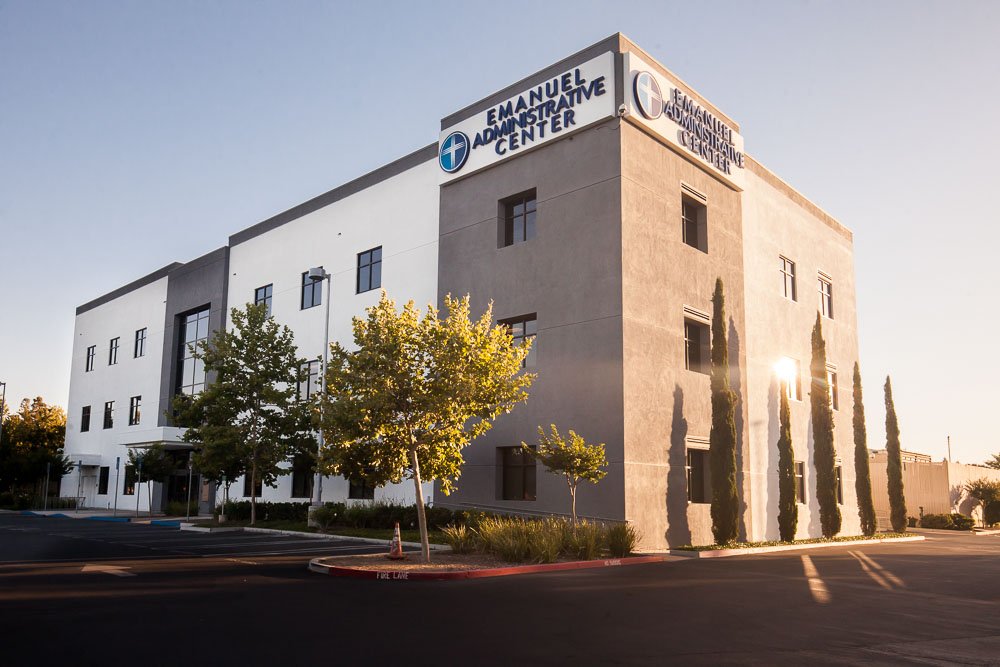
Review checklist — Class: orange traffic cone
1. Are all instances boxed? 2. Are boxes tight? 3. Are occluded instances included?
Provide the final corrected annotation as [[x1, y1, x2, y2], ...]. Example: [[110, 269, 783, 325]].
[[387, 521, 406, 560]]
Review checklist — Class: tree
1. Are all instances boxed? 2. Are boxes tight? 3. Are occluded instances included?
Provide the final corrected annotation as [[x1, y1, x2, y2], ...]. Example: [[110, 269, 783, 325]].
[[884, 376, 907, 533], [810, 314, 841, 538], [523, 424, 608, 524], [985, 453, 1000, 470], [0, 397, 71, 496], [709, 278, 739, 545], [173, 303, 314, 525], [128, 444, 174, 516], [776, 380, 797, 542], [318, 293, 534, 562], [852, 363, 877, 536], [965, 478, 1000, 528]]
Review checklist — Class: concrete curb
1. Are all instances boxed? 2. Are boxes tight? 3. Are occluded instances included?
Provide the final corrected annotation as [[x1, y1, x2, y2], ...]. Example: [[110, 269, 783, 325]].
[[241, 526, 450, 551], [308, 554, 673, 581], [669, 535, 926, 559]]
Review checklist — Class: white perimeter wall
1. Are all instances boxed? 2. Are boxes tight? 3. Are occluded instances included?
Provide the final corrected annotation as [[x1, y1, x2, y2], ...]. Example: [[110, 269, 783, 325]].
[[63, 277, 169, 511], [226, 157, 440, 506]]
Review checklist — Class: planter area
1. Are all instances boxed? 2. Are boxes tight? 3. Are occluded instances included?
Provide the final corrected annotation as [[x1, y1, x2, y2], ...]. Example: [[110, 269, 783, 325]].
[[670, 533, 924, 559]]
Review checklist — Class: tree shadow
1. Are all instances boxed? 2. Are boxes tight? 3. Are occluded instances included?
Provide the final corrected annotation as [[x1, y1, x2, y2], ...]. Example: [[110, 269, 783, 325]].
[[666, 384, 691, 547], [729, 318, 748, 541], [766, 375, 781, 540]]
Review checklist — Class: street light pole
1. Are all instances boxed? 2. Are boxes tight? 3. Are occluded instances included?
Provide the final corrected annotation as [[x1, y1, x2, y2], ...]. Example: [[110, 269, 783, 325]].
[[307, 267, 332, 508], [186, 451, 194, 520]]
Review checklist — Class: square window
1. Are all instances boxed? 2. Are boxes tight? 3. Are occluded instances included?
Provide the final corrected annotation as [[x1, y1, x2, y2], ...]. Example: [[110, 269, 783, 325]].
[[254, 284, 273, 316], [129, 395, 141, 426], [85, 345, 96, 372], [780, 257, 797, 301], [81, 406, 91, 433], [499, 191, 537, 248], [356, 247, 382, 294], [108, 337, 119, 366], [684, 319, 710, 375], [103, 401, 114, 429], [348, 478, 376, 500], [243, 474, 263, 498], [818, 276, 834, 319], [681, 195, 708, 253], [500, 314, 537, 368], [499, 446, 536, 501], [686, 448, 711, 503], [134, 328, 147, 358], [301, 271, 322, 309], [795, 461, 806, 504]]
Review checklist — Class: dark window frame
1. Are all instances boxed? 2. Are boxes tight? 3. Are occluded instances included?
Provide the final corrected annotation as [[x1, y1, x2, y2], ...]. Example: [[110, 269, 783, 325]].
[[243, 474, 263, 498], [499, 314, 537, 369], [290, 455, 314, 499], [348, 478, 376, 500], [134, 328, 147, 358], [301, 271, 322, 309], [818, 275, 834, 319], [254, 284, 273, 317], [687, 448, 711, 503], [499, 446, 536, 501], [780, 256, 797, 301], [684, 318, 710, 375], [81, 405, 91, 433], [108, 337, 119, 366], [103, 401, 114, 429], [836, 465, 844, 505], [85, 345, 96, 372], [298, 359, 321, 401], [128, 395, 141, 426], [356, 247, 383, 294], [175, 306, 211, 397], [827, 369, 839, 411], [681, 195, 708, 253], [795, 461, 806, 504], [499, 190, 537, 248], [97, 466, 110, 495], [123, 465, 136, 496]]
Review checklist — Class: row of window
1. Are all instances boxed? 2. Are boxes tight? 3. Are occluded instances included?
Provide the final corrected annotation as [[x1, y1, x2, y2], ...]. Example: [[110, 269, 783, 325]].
[[80, 396, 141, 432], [85, 328, 147, 372], [779, 256, 835, 319], [687, 450, 843, 505]]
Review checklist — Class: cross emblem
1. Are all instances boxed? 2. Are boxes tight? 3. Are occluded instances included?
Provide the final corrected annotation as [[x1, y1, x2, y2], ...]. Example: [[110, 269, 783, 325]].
[[634, 72, 663, 120], [439, 132, 469, 173]]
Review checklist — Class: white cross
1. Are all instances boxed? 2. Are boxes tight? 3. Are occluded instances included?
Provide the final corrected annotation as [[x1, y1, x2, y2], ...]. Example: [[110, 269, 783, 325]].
[[638, 75, 660, 114], [442, 135, 465, 167]]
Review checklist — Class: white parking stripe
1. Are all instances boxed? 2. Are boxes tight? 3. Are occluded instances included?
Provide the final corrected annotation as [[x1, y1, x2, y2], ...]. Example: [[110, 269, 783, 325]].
[[800, 554, 831, 604]]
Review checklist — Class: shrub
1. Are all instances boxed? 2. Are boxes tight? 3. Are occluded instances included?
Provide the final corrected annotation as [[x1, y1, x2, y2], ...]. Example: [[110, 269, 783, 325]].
[[475, 516, 532, 562], [440, 524, 478, 554], [526, 518, 563, 564], [311, 505, 341, 532], [165, 500, 199, 517], [986, 502, 1000, 527], [606, 522, 640, 557], [563, 520, 604, 560], [919, 513, 954, 529], [950, 513, 975, 531], [907, 516, 918, 528], [217, 501, 309, 522]]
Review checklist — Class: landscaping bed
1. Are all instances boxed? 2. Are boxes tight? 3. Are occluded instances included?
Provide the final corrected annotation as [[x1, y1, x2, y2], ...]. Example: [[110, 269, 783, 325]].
[[671, 533, 922, 559]]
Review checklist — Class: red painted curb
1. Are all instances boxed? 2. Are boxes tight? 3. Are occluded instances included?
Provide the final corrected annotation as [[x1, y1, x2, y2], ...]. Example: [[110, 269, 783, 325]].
[[308, 554, 671, 581]]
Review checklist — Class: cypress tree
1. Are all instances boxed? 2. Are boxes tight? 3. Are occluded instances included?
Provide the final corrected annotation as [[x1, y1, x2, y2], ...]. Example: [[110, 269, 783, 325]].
[[709, 278, 739, 545], [852, 363, 877, 536], [884, 376, 907, 532], [810, 314, 841, 538], [776, 380, 797, 541]]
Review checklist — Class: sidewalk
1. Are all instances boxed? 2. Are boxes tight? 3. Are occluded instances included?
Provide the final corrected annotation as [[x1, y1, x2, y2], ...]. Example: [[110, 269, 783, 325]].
[[17, 509, 213, 523]]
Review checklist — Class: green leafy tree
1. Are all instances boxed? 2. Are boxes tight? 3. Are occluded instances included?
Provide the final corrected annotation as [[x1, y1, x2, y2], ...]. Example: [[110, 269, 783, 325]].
[[985, 453, 1000, 470], [318, 292, 534, 562], [173, 303, 314, 525], [776, 380, 797, 542], [810, 314, 841, 538], [127, 444, 174, 516], [709, 278, 739, 545], [965, 478, 1000, 528], [884, 376, 907, 532], [0, 397, 71, 495], [522, 424, 608, 524], [852, 363, 877, 536]]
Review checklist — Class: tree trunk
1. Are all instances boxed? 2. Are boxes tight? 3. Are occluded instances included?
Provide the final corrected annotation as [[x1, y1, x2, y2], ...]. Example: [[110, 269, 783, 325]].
[[147, 482, 152, 518], [569, 478, 577, 525], [409, 448, 430, 563], [250, 461, 257, 526]]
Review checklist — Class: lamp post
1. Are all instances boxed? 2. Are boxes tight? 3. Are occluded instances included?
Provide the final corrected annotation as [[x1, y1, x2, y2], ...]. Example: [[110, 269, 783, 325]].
[[307, 266, 331, 508]]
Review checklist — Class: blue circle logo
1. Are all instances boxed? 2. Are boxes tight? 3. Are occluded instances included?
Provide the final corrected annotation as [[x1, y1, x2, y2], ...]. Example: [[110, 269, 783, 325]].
[[633, 71, 663, 120], [439, 131, 470, 173]]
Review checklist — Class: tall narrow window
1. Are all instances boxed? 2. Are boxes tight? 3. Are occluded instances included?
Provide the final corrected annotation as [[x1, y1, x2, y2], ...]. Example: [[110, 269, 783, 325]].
[[128, 395, 141, 426], [123, 465, 136, 496], [684, 319, 710, 375], [85, 345, 96, 372], [795, 461, 805, 504], [356, 247, 382, 294], [301, 271, 322, 309], [97, 466, 110, 495], [103, 401, 114, 429], [499, 446, 536, 501], [827, 368, 839, 411], [686, 448, 711, 503], [243, 475, 263, 498], [348, 478, 376, 500], [835, 466, 844, 504], [254, 284, 273, 316], [818, 275, 834, 319], [291, 454, 314, 499], [681, 195, 707, 253], [500, 191, 537, 247], [134, 328, 147, 358], [108, 337, 119, 365], [780, 257, 797, 301], [298, 359, 321, 400], [176, 307, 210, 396], [779, 358, 802, 401], [501, 315, 537, 368], [81, 405, 91, 433]]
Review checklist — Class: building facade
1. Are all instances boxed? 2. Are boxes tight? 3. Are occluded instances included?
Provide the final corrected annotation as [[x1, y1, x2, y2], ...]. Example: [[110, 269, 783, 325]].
[[62, 34, 861, 549]]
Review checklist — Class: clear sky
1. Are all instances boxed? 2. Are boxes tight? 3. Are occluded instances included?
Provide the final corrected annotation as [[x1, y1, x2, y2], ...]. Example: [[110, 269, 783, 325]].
[[1, 1, 997, 464]]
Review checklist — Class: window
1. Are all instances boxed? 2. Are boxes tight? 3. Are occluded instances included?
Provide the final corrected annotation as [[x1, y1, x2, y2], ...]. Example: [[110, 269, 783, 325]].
[[780, 358, 802, 401], [97, 466, 110, 495], [356, 247, 382, 294], [123, 465, 136, 496], [301, 271, 322, 309], [103, 401, 114, 429], [795, 461, 806, 504], [780, 257, 797, 301], [684, 319, 710, 375], [81, 406, 91, 432], [500, 446, 536, 501], [243, 475, 263, 498], [85, 345, 96, 372], [128, 395, 141, 426], [348, 478, 376, 500], [500, 191, 536, 247], [827, 368, 839, 411], [298, 359, 321, 401], [681, 195, 707, 253], [686, 448, 711, 503], [290, 455, 314, 499], [176, 307, 210, 396], [501, 315, 537, 368], [108, 337, 119, 365], [254, 284, 273, 316], [818, 275, 834, 319], [134, 328, 147, 358], [836, 465, 844, 505]]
